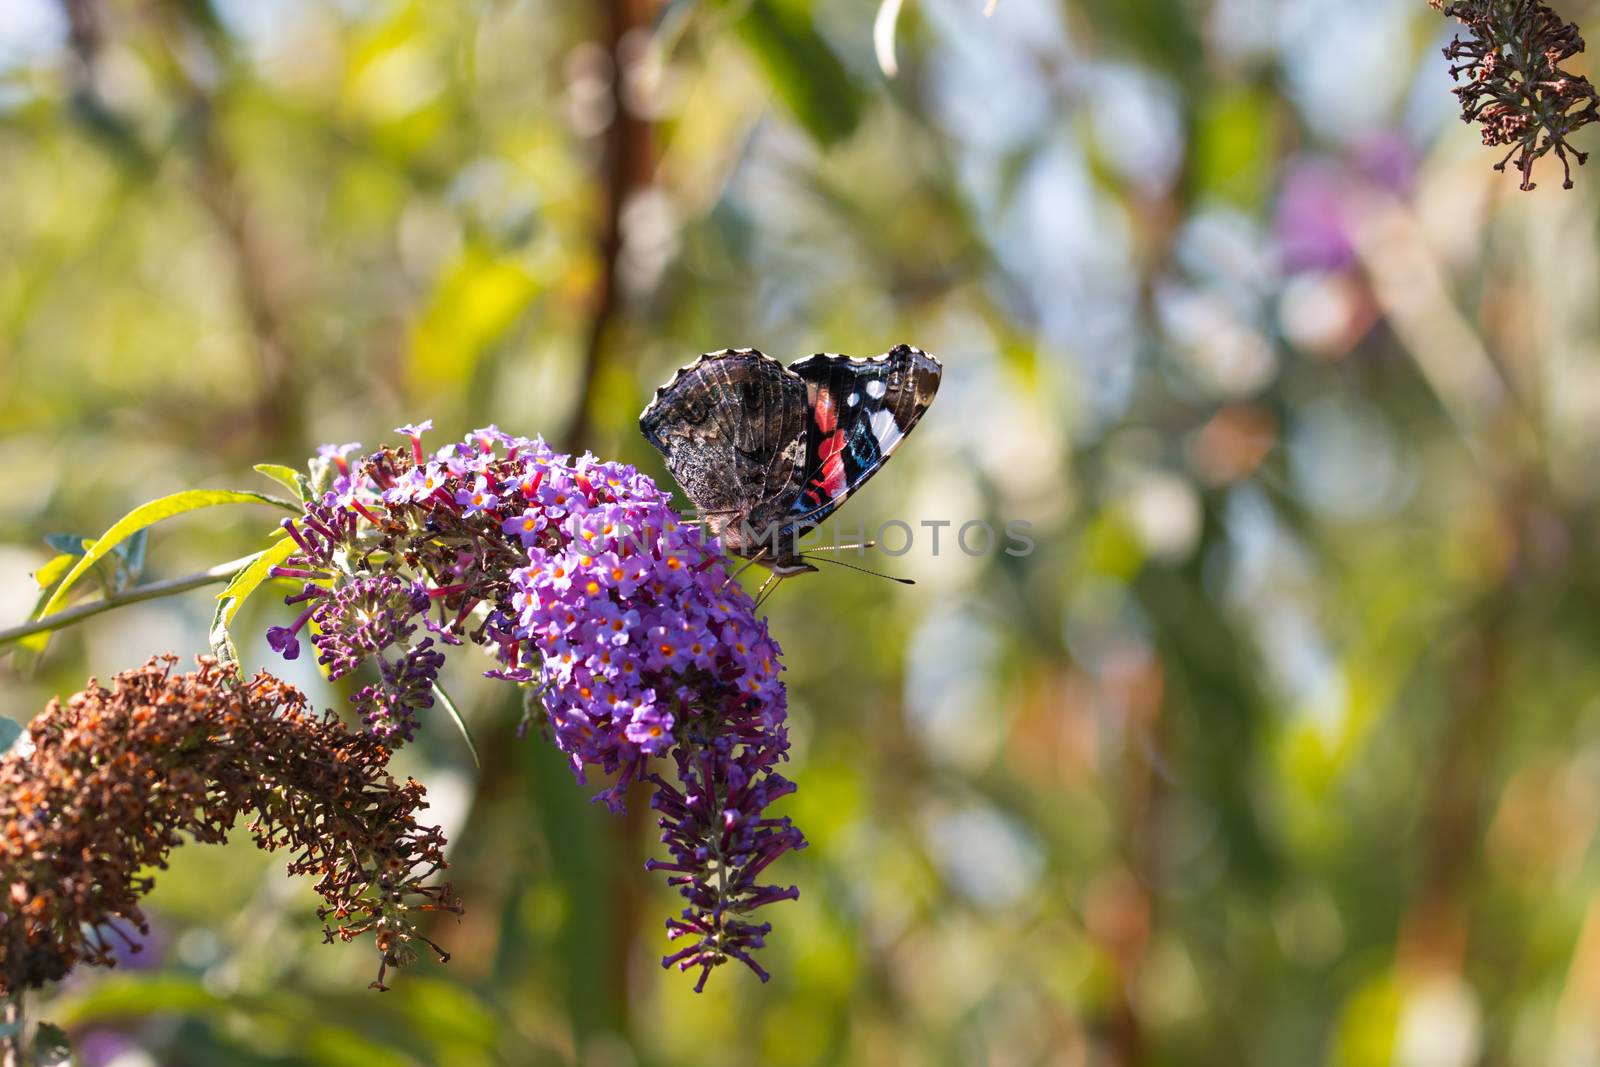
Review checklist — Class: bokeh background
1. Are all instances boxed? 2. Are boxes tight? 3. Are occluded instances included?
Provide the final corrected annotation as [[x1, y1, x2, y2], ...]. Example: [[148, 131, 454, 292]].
[[4, 0, 1600, 1064]]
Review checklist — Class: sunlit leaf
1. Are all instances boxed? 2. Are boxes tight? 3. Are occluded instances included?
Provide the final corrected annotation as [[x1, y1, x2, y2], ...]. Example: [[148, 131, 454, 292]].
[[211, 538, 297, 673], [22, 489, 300, 657], [1192, 85, 1276, 206], [254, 463, 311, 502], [32, 553, 77, 591], [40, 534, 123, 601], [409, 244, 538, 392]]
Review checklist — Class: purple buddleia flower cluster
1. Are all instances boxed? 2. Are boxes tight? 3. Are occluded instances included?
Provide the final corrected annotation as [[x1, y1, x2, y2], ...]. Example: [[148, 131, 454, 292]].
[[266, 422, 805, 988]]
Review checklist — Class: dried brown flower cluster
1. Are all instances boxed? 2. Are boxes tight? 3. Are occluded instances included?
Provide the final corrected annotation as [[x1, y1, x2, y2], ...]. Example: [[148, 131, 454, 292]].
[[0, 656, 460, 995], [1436, 0, 1600, 189]]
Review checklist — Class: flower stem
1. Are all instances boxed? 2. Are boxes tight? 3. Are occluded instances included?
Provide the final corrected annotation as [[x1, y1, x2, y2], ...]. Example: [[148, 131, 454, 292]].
[[0, 554, 258, 649]]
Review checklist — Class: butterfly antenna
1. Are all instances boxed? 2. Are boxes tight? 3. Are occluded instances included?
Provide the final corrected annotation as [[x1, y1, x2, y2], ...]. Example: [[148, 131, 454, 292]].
[[804, 540, 877, 553], [801, 553, 915, 585]]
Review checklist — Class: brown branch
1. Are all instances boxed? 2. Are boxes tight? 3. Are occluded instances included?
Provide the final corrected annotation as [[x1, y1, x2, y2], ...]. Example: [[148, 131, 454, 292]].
[[562, 0, 658, 454], [0, 553, 255, 649], [190, 129, 303, 444], [438, 0, 660, 1016], [1399, 486, 1523, 975], [562, 0, 662, 1021]]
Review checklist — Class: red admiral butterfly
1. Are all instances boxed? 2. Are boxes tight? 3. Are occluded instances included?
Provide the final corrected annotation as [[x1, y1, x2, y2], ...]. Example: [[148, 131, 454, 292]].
[[640, 344, 942, 578]]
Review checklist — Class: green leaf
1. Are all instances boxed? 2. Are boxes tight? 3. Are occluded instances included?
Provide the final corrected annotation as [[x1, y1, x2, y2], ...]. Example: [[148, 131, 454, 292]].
[[7, 645, 40, 677], [42, 533, 88, 557], [48, 974, 226, 1025], [0, 719, 23, 757], [432, 683, 481, 769], [1074, 0, 1204, 89], [209, 596, 240, 669], [21, 489, 301, 658], [42, 535, 123, 598], [1191, 85, 1276, 206], [732, 0, 864, 146], [211, 539, 298, 674], [254, 463, 311, 502], [117, 528, 149, 586], [33, 1021, 71, 1067], [32, 553, 77, 590]]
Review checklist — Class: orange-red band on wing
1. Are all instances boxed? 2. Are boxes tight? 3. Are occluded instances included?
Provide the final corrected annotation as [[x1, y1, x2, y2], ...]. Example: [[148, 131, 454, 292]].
[[812, 430, 848, 499], [812, 387, 838, 434]]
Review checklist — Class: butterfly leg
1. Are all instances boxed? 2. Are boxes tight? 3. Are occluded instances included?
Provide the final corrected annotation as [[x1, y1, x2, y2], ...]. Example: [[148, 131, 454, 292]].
[[679, 507, 740, 528], [753, 571, 784, 610], [720, 547, 770, 591]]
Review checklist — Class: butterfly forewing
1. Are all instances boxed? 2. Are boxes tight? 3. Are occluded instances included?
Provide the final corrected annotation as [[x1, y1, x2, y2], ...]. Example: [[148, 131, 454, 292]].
[[780, 344, 943, 531]]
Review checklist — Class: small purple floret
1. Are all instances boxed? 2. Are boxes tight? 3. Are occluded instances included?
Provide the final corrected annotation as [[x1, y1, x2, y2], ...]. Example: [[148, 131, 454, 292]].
[[265, 625, 300, 660]]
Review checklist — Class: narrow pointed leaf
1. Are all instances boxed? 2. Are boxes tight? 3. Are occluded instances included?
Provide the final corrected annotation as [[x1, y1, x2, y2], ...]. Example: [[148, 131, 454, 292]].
[[42, 533, 88, 556], [432, 682, 481, 769], [22, 489, 299, 657], [211, 539, 298, 673], [117, 528, 149, 586], [210, 594, 241, 671], [254, 463, 311, 502], [733, 0, 864, 146], [33, 553, 77, 591]]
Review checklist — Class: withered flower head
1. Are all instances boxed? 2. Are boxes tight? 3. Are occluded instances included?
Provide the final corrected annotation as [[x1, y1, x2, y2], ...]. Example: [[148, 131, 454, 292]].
[[1438, 0, 1600, 189], [0, 656, 461, 995]]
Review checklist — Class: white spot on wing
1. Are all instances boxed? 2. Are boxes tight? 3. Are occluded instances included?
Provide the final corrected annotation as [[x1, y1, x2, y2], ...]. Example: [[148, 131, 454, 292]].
[[847, 392, 859, 406], [870, 409, 900, 452], [866, 379, 887, 399]]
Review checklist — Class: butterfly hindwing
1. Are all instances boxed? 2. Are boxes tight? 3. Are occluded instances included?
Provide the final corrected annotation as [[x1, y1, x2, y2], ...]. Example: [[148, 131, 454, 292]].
[[782, 344, 943, 531], [639, 349, 809, 522]]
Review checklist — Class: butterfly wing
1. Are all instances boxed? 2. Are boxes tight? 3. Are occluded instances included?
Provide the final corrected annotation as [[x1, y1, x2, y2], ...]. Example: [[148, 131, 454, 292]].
[[779, 344, 942, 533], [639, 349, 809, 526]]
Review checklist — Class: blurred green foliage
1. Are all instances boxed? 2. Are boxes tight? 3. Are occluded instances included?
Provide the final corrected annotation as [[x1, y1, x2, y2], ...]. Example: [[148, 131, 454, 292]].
[[6, 0, 1600, 1064]]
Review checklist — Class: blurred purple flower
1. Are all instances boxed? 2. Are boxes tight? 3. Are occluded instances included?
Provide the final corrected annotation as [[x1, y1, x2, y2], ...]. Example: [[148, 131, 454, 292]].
[[1273, 136, 1418, 275], [1274, 164, 1356, 274], [75, 1029, 140, 1067]]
